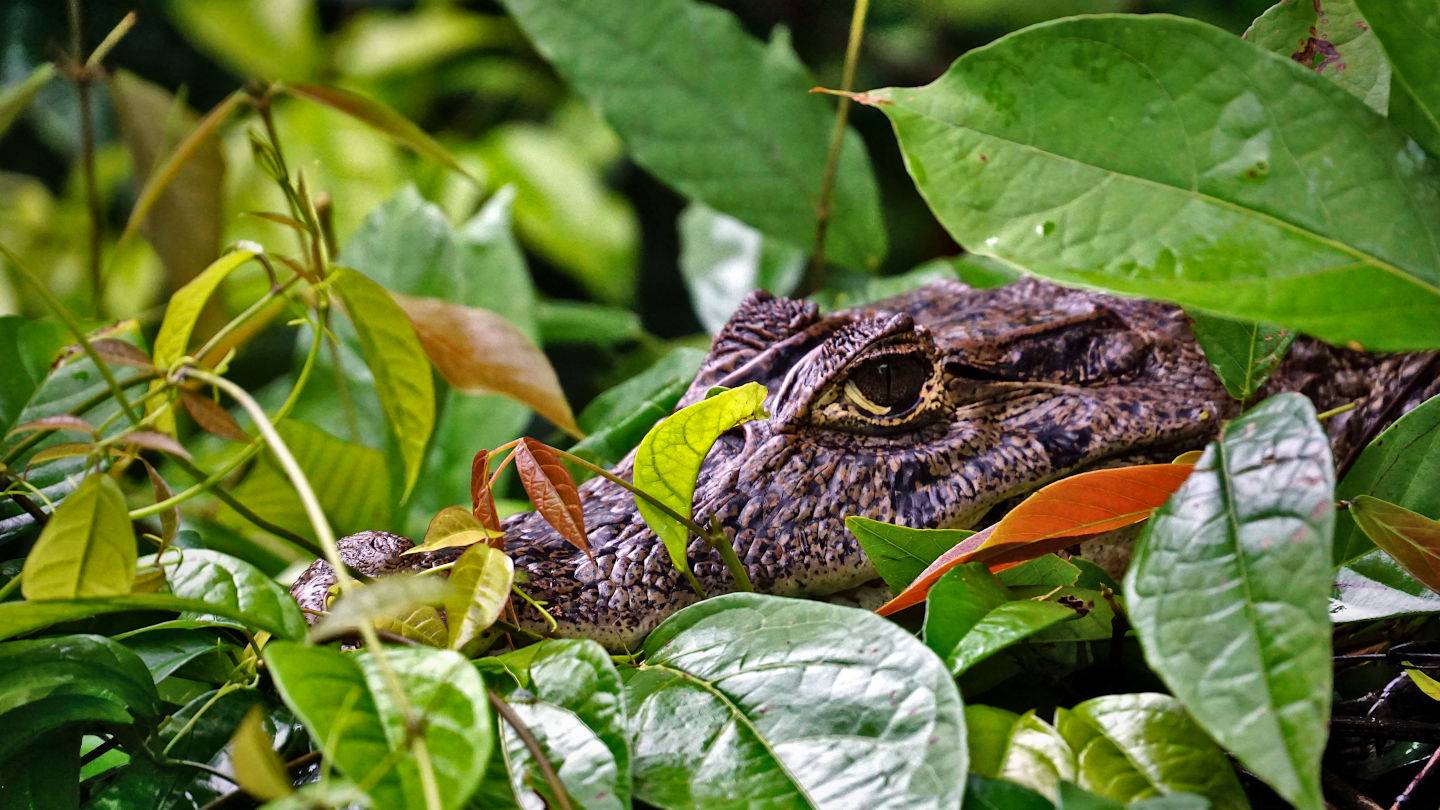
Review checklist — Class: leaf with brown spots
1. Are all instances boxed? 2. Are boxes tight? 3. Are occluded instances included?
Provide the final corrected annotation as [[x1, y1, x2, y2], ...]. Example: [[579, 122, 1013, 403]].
[[180, 390, 249, 443], [470, 449, 502, 533], [1351, 495, 1440, 594], [877, 464, 1195, 615], [514, 438, 590, 560]]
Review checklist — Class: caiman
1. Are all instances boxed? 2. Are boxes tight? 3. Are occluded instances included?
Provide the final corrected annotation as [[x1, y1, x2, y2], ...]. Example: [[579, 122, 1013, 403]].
[[291, 278, 1440, 650]]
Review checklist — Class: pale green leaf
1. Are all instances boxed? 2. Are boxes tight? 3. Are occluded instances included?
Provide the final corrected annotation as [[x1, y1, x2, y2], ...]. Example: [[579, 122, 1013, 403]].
[[1335, 393, 1440, 563], [446, 544, 514, 651], [0, 63, 55, 138], [311, 574, 451, 643], [1246, 0, 1390, 112], [678, 202, 805, 334], [20, 474, 135, 600], [288, 84, 475, 181], [164, 0, 320, 81], [966, 706, 1075, 801], [230, 706, 292, 801]]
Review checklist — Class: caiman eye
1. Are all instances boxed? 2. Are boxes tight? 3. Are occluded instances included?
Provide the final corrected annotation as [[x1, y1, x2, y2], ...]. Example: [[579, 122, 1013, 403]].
[[843, 354, 929, 416]]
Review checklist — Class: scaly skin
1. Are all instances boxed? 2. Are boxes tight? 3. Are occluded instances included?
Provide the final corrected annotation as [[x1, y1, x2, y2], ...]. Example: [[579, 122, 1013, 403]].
[[291, 279, 1440, 650]]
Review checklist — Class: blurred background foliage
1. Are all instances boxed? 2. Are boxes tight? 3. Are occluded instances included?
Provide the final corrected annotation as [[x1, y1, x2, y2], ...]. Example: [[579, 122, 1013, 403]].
[[0, 0, 1271, 558]]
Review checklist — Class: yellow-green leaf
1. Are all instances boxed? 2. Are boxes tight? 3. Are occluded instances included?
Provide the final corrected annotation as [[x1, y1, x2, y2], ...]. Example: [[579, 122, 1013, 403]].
[[404, 505, 502, 556], [1350, 495, 1440, 594], [287, 83, 475, 181], [20, 474, 135, 600], [1406, 668, 1440, 702], [310, 573, 451, 643], [377, 604, 448, 647], [632, 382, 768, 587], [446, 544, 514, 651], [229, 706, 292, 801], [331, 268, 436, 499], [0, 63, 55, 138]]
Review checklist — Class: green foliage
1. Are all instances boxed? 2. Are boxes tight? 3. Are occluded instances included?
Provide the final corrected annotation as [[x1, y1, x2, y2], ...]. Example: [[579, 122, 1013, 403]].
[[924, 563, 1076, 675], [1187, 313, 1295, 402], [1354, 0, 1440, 155], [20, 473, 134, 599], [847, 515, 974, 594]]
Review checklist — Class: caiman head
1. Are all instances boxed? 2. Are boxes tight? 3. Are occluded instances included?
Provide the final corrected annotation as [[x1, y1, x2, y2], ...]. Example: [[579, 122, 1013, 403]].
[[295, 277, 1435, 650]]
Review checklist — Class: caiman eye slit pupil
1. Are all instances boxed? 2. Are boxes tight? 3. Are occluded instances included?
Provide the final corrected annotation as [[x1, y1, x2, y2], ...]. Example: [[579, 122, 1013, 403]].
[[847, 354, 928, 413]]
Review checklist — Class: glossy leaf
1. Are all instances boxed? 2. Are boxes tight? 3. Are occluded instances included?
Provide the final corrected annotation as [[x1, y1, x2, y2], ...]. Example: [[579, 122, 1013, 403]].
[[229, 706, 291, 801], [967, 705, 1075, 801], [847, 515, 974, 595], [632, 382, 769, 585], [499, 0, 887, 271], [470, 451, 502, 533], [446, 543, 514, 651], [514, 438, 590, 558], [405, 505, 502, 555], [570, 347, 705, 469], [21, 473, 135, 600], [1126, 394, 1334, 809], [924, 563, 1076, 675], [868, 15, 1440, 350], [1335, 393, 1440, 562], [1332, 547, 1440, 621], [0, 62, 55, 137], [1353, 0, 1440, 155], [332, 267, 436, 499], [1350, 496, 1440, 594], [119, 628, 222, 683], [628, 593, 966, 808], [311, 574, 451, 643], [1246, 0, 1390, 112], [678, 202, 805, 334], [1188, 313, 1295, 402], [0, 634, 160, 761], [288, 84, 475, 180], [1056, 694, 1247, 809], [265, 642, 493, 810]]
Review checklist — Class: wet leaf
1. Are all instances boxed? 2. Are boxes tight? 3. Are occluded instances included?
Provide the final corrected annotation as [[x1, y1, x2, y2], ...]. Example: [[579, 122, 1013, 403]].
[[470, 450, 502, 533], [514, 438, 589, 558], [1126, 394, 1334, 810], [632, 382, 769, 587], [966, 705, 1075, 801], [498, 0, 886, 271], [1335, 393, 1440, 563], [446, 544, 514, 651], [311, 574, 451, 643], [396, 293, 578, 437], [331, 268, 436, 499], [404, 505, 502, 556], [627, 593, 966, 808], [869, 15, 1440, 350], [21, 474, 135, 600], [924, 563, 1076, 676], [847, 516, 974, 596], [1246, 0, 1390, 113], [1188, 313, 1294, 402], [288, 83, 475, 180], [0, 62, 55, 138], [179, 389, 249, 442], [1056, 694, 1247, 809], [1350, 496, 1440, 594], [265, 643, 493, 810], [229, 706, 291, 801], [1353, 0, 1440, 155]]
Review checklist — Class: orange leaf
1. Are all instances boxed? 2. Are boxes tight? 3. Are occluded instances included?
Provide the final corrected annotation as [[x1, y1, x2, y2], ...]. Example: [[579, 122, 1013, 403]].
[[470, 449, 502, 535], [876, 463, 1194, 616], [513, 438, 590, 560], [1351, 495, 1440, 594]]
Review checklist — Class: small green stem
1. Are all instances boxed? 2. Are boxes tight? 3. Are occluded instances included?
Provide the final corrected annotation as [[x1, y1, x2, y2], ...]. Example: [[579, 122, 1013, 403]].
[[511, 583, 559, 632], [1317, 400, 1360, 422], [192, 274, 300, 362], [706, 516, 753, 593]]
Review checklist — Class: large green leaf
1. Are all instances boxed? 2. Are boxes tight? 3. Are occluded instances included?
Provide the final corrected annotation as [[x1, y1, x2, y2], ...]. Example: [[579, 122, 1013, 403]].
[[1353, 0, 1440, 155], [570, 347, 705, 469], [20, 473, 135, 600], [846, 516, 973, 595], [966, 706, 1075, 801], [1125, 394, 1334, 809], [0, 730, 78, 810], [1334, 393, 1440, 563], [120, 628, 228, 683], [265, 643, 493, 810], [923, 563, 1076, 676], [632, 382, 769, 587], [1187, 313, 1294, 402], [0, 635, 160, 761], [1246, 0, 1390, 113], [331, 267, 436, 499], [870, 15, 1440, 350], [498, 0, 887, 271], [626, 593, 966, 809], [678, 202, 805, 334]]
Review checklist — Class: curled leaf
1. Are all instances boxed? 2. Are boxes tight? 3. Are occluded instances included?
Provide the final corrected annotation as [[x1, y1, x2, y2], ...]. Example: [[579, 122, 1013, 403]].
[[471, 449, 502, 532], [514, 438, 589, 560], [141, 459, 179, 544], [403, 505, 502, 556], [180, 390, 250, 442], [1350, 495, 1440, 595]]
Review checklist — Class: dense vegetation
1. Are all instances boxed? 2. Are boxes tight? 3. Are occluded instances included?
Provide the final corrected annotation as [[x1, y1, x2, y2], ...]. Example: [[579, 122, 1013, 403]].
[[2, 0, 1440, 808]]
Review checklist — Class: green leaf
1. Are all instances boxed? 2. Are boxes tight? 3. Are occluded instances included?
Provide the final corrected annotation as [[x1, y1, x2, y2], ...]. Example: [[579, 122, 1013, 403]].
[[0, 316, 67, 434], [311, 573, 452, 643], [446, 544, 514, 651], [332, 6, 508, 80], [924, 563, 1075, 675], [288, 84, 475, 181], [1056, 694, 1246, 809], [1056, 782, 1211, 810], [498, 0, 887, 271], [21, 473, 135, 600], [0, 634, 160, 761], [1246, 0, 1390, 113], [1334, 394, 1440, 563], [627, 593, 966, 809], [0, 730, 79, 810], [1333, 547, 1440, 621], [570, 347, 705, 469], [331, 267, 436, 499], [846, 515, 973, 595], [229, 706, 292, 801], [119, 628, 226, 683], [1125, 394, 1334, 809], [1349, 495, 1440, 594], [967, 705, 1075, 801], [998, 554, 1083, 589], [678, 202, 805, 334], [871, 14, 1440, 351], [1353, 0, 1440, 155], [164, 0, 320, 81], [535, 299, 643, 347], [963, 775, 1053, 810], [632, 382, 769, 587], [265, 643, 493, 810], [0, 63, 55, 139], [1187, 313, 1295, 402]]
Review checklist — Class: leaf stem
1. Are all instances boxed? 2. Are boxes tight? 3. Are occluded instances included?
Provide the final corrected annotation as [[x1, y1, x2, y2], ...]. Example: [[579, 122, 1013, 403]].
[[488, 688, 574, 810], [801, 0, 871, 294]]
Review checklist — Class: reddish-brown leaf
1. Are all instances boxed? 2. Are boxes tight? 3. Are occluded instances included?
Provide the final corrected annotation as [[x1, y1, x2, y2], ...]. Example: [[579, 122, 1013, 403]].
[[180, 390, 250, 443], [513, 438, 590, 560], [140, 458, 178, 544], [90, 338, 155, 370], [876, 463, 1194, 615], [1351, 495, 1440, 594], [26, 442, 95, 468], [9, 415, 96, 437], [121, 430, 193, 461], [470, 449, 502, 535]]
